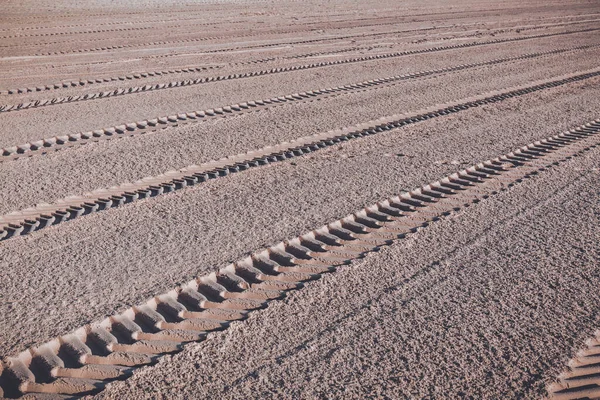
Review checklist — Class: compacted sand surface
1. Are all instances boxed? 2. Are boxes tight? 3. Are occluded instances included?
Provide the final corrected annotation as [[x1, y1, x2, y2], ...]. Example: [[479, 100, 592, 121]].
[[1, 0, 599, 398]]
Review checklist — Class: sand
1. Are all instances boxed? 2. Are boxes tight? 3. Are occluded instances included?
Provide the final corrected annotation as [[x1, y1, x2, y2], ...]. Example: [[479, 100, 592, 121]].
[[0, 0, 599, 398]]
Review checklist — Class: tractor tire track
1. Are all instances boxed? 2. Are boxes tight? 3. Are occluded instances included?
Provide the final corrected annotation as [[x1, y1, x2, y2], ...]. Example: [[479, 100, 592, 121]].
[[1, 66, 599, 240], [26, 24, 600, 57], [1, 36, 597, 115], [3, 24, 596, 96], [0, 44, 596, 160], [192, 25, 600, 56], [1, 120, 599, 398], [5, 16, 598, 51], [547, 330, 600, 399]]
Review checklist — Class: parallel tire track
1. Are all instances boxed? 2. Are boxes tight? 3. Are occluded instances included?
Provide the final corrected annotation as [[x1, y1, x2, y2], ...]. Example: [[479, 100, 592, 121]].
[[7, 17, 596, 52], [548, 331, 600, 399], [0, 45, 376, 96], [3, 24, 596, 96], [194, 26, 600, 55], [29, 25, 436, 57], [1, 120, 599, 398], [0, 16, 449, 49], [28, 25, 600, 57], [0, 25, 159, 41], [1, 33, 597, 111], [0, 44, 594, 127], [0, 44, 376, 97], [1, 66, 599, 241], [0, 44, 595, 161]]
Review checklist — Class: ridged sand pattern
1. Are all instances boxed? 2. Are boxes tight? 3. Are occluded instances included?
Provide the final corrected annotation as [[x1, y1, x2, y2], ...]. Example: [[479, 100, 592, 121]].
[[547, 331, 600, 399], [1, 119, 599, 398], [1, 68, 599, 242], [1, 43, 597, 113]]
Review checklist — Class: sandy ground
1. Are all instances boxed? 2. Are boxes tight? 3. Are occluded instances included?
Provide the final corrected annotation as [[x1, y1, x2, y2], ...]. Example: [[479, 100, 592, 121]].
[[98, 127, 600, 400], [1, 0, 599, 398]]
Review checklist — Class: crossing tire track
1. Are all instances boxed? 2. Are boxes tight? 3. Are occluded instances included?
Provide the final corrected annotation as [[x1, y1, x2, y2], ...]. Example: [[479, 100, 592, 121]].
[[1, 66, 599, 241], [1, 119, 599, 398]]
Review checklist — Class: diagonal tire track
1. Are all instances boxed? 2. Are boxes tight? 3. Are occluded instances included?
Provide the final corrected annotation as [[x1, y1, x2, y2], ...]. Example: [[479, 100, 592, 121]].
[[1, 119, 599, 398], [1, 67, 600, 241], [547, 331, 600, 399], [1, 43, 598, 160], [5, 24, 597, 95]]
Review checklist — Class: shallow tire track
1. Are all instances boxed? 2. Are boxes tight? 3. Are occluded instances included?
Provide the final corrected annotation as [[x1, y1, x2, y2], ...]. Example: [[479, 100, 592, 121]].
[[1, 119, 599, 398], [25, 25, 600, 59], [1, 38, 598, 114], [194, 25, 600, 56]]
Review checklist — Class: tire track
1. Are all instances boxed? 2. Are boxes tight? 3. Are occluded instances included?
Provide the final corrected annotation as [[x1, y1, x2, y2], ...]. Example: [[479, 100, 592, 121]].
[[26, 24, 439, 57], [1, 66, 599, 240], [1, 35, 596, 114], [7, 13, 594, 73], [0, 44, 596, 161], [0, 44, 391, 96], [0, 16, 248, 34], [0, 25, 159, 40], [1, 6, 575, 33], [6, 15, 597, 50], [1, 120, 599, 398], [186, 25, 600, 56], [27, 23, 600, 57], [0, 16, 446, 47], [0, 45, 593, 161], [3, 24, 596, 96], [0, 45, 373, 97], [547, 331, 600, 399]]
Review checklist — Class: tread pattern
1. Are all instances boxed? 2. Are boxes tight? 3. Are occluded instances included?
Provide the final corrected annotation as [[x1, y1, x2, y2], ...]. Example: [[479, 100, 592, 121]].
[[548, 331, 600, 399], [1, 66, 599, 241], [0, 40, 597, 115], [6, 17, 594, 51], [26, 25, 600, 57], [1, 119, 599, 398], [0, 44, 597, 162], [0, 45, 386, 96], [3, 25, 596, 96], [191, 26, 600, 56]]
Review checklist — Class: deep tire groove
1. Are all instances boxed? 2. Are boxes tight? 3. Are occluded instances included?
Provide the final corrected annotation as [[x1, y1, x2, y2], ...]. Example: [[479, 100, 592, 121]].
[[1, 67, 599, 240], [1, 119, 599, 398]]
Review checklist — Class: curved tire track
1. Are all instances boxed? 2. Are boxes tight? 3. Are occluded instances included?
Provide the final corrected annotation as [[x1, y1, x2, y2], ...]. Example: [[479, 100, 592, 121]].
[[1, 120, 599, 398]]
